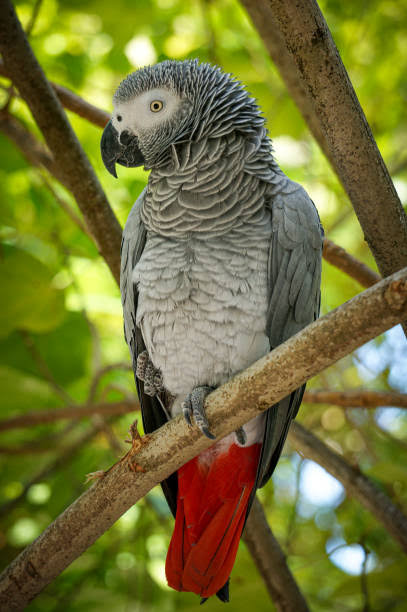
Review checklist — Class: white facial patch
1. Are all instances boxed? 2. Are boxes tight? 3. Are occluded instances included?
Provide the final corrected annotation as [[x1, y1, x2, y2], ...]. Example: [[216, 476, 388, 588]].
[[112, 88, 182, 135]]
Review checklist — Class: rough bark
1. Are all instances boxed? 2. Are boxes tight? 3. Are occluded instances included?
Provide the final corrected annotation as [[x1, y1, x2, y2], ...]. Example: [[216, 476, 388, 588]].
[[0, 1, 122, 283], [288, 422, 407, 552], [303, 389, 407, 409], [243, 497, 310, 612], [240, 0, 407, 280], [1, 267, 407, 609]]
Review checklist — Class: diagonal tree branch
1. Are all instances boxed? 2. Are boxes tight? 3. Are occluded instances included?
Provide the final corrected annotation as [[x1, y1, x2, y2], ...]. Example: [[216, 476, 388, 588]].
[[323, 239, 380, 288], [303, 389, 407, 409], [0, 111, 64, 182], [0, 60, 110, 128], [288, 422, 407, 552], [240, 0, 407, 282], [0, 1, 122, 283], [1, 267, 407, 609], [243, 497, 309, 611], [0, 423, 104, 519]]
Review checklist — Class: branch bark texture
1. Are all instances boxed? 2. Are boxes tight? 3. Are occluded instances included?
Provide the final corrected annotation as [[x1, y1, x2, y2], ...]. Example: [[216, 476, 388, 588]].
[[241, 0, 407, 279], [0, 1, 121, 283], [1, 267, 407, 609], [288, 422, 407, 552], [243, 497, 310, 612]]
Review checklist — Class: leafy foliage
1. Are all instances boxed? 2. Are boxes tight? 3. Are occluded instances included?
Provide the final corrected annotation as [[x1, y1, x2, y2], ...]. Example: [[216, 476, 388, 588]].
[[0, 0, 407, 610]]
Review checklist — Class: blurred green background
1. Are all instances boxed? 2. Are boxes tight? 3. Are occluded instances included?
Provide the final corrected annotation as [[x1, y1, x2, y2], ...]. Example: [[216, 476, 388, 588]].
[[1, 0, 407, 610]]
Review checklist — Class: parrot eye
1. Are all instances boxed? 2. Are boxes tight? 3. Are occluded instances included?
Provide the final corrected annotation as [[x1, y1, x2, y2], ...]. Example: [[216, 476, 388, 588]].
[[150, 100, 163, 112], [117, 115, 122, 122]]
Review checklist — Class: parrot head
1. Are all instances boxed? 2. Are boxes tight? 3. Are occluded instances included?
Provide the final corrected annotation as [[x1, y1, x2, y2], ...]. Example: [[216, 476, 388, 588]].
[[101, 59, 263, 176]]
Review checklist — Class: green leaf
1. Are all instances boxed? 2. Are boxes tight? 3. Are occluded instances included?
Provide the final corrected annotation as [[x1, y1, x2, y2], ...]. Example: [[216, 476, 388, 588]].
[[0, 244, 66, 338]]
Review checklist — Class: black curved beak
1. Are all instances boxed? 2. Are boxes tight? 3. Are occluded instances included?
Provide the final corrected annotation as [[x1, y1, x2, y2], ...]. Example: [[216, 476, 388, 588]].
[[100, 120, 145, 178]]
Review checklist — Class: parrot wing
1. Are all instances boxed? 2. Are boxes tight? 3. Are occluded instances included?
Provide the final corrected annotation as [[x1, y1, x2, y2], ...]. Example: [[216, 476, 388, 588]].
[[121, 188, 178, 516], [254, 181, 324, 491]]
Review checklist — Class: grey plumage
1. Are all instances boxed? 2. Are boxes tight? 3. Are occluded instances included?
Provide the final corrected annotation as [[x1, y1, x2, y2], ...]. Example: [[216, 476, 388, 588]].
[[103, 59, 323, 599]]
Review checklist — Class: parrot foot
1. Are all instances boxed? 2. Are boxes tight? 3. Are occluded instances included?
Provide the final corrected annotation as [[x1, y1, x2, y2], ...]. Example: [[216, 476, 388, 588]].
[[123, 419, 151, 472], [182, 386, 216, 440], [136, 350, 164, 396]]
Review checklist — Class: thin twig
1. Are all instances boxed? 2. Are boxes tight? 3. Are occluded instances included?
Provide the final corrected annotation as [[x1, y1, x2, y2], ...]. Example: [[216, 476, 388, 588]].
[[0, 424, 103, 518], [288, 421, 407, 553], [19, 330, 75, 405], [0, 400, 138, 432], [284, 458, 303, 551], [0, 111, 64, 182], [0, 61, 109, 128], [360, 542, 370, 612], [25, 0, 43, 37], [87, 362, 133, 404], [38, 171, 90, 236], [323, 239, 380, 288], [303, 389, 407, 409]]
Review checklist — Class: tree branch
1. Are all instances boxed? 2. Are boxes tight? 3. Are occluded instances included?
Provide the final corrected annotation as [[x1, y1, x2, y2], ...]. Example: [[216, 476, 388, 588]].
[[1, 267, 406, 609], [303, 389, 407, 409], [46, 82, 109, 128], [323, 239, 380, 288], [243, 497, 309, 611], [240, 0, 407, 281], [0, 400, 138, 432], [0, 60, 110, 129], [0, 1, 122, 283], [288, 421, 407, 553]]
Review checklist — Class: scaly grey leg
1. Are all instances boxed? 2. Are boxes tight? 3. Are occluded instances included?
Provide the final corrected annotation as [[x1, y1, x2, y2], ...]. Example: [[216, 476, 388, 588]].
[[182, 386, 215, 440]]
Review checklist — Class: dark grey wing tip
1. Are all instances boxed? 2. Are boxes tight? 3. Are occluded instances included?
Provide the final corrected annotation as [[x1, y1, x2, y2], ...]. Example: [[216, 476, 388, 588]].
[[216, 579, 230, 602]]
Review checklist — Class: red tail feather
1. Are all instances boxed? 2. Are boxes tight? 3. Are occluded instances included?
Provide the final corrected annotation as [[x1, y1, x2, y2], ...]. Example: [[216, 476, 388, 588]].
[[166, 441, 261, 598]]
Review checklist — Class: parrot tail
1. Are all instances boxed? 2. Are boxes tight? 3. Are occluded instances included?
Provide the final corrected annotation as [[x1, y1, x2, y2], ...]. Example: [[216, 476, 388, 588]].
[[165, 440, 261, 600]]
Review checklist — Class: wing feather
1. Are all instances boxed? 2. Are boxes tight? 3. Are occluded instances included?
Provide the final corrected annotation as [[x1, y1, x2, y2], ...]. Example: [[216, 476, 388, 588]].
[[255, 182, 323, 491]]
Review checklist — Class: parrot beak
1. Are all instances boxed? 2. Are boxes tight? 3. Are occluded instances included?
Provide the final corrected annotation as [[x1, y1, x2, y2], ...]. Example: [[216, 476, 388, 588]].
[[101, 120, 145, 178]]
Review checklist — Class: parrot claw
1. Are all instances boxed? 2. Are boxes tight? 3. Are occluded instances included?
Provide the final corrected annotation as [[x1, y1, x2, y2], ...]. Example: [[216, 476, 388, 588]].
[[182, 386, 215, 439], [136, 350, 164, 397]]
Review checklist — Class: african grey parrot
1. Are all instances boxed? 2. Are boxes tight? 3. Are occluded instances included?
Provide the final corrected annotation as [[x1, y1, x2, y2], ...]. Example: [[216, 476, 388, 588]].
[[101, 59, 323, 602]]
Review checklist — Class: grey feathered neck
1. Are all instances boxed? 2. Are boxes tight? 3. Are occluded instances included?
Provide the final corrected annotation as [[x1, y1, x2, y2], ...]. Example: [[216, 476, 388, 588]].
[[114, 59, 265, 143]]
